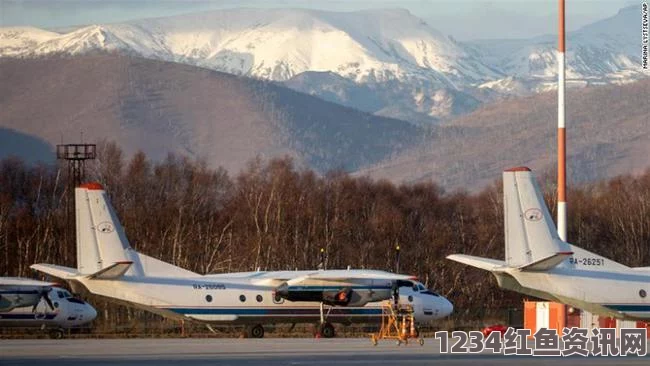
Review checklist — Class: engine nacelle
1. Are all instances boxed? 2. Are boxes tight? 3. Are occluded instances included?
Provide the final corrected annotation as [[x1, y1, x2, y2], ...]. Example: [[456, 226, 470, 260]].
[[275, 284, 380, 306]]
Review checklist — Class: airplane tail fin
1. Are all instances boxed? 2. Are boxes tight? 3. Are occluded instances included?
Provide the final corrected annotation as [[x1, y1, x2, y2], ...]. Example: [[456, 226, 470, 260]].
[[502, 167, 571, 267], [75, 183, 142, 275], [75, 183, 198, 278], [448, 167, 628, 273]]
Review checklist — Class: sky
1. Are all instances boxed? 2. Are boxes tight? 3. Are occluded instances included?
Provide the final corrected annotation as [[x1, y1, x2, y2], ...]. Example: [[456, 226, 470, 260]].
[[0, 0, 636, 40]]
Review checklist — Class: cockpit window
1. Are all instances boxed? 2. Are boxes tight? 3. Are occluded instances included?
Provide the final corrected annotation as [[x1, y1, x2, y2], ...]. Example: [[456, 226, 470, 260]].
[[66, 298, 86, 305], [423, 290, 440, 297], [417, 284, 426, 292], [56, 290, 72, 299]]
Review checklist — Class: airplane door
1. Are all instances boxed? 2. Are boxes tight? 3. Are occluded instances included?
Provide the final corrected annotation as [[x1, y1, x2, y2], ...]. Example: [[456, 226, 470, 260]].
[[535, 302, 549, 332]]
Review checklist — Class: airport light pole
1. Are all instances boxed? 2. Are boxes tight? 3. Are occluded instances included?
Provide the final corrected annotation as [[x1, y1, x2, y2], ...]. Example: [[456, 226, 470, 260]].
[[557, 0, 567, 242]]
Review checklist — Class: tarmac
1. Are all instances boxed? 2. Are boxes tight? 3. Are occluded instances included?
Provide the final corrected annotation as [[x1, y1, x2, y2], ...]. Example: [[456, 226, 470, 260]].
[[1, 338, 648, 366]]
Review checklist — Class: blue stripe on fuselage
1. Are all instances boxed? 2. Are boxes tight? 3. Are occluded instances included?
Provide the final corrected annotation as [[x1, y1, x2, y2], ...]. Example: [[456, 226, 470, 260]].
[[164, 307, 383, 316], [0, 313, 57, 320], [603, 304, 650, 312]]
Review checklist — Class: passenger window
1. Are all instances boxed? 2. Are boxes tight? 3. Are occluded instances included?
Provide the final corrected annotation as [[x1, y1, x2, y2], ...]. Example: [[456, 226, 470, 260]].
[[239, 295, 246, 302]]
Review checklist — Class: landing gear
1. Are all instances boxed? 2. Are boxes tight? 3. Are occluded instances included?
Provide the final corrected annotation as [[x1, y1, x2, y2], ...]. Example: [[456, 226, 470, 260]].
[[317, 322, 336, 338], [246, 324, 265, 338], [48, 329, 64, 339], [315, 302, 336, 338]]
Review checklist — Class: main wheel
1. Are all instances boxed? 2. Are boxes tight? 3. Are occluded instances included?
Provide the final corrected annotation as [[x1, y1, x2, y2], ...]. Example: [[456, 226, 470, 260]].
[[247, 324, 265, 338], [318, 322, 336, 338], [49, 329, 64, 339]]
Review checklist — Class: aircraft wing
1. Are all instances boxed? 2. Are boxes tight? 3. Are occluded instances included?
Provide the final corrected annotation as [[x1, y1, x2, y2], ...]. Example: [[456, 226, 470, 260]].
[[284, 271, 415, 286], [251, 270, 416, 286]]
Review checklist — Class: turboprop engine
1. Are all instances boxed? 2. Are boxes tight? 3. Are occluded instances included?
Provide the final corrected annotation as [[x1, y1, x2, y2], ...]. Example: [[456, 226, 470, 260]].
[[274, 283, 386, 306]]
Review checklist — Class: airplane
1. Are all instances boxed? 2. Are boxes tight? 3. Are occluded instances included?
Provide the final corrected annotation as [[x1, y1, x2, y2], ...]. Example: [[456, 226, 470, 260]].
[[0, 277, 97, 338], [31, 182, 453, 338], [447, 167, 650, 320]]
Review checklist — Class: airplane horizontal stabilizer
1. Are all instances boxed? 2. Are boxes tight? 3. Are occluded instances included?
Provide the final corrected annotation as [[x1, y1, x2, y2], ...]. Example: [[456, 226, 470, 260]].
[[446, 254, 507, 272], [88, 261, 133, 279], [0, 277, 57, 287], [517, 252, 573, 271], [31, 263, 80, 279]]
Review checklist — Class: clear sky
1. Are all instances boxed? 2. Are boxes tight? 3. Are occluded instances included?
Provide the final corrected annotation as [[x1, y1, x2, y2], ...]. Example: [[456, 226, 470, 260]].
[[0, 0, 636, 40]]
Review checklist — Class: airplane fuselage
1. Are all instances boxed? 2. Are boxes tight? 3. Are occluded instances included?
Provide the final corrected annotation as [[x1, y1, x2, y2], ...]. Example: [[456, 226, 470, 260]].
[[73, 274, 450, 325], [496, 265, 650, 320]]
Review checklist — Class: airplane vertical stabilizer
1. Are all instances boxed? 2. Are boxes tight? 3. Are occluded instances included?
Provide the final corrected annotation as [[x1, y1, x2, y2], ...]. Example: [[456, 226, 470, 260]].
[[503, 167, 571, 267], [449, 167, 629, 274], [76, 183, 143, 276], [75, 183, 197, 278]]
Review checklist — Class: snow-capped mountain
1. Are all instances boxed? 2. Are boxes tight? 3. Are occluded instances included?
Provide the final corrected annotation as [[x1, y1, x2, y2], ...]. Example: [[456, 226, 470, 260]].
[[0, 27, 59, 56], [0, 9, 496, 83], [0, 8, 500, 123], [0, 6, 645, 124], [470, 5, 644, 94]]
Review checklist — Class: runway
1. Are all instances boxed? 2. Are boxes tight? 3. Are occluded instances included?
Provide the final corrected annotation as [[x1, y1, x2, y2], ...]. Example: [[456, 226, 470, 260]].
[[1, 338, 648, 366]]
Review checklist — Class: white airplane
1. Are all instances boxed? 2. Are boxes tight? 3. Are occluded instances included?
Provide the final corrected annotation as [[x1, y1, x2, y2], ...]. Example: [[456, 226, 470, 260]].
[[448, 167, 650, 320], [31, 182, 453, 338], [0, 277, 97, 338]]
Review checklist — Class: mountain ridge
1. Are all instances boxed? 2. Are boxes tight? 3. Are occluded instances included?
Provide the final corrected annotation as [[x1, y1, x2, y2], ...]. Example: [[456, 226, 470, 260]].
[[1, 6, 644, 124], [0, 54, 420, 174]]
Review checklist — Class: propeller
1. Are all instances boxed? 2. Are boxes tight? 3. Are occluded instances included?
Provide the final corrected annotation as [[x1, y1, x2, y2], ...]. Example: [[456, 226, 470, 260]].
[[394, 244, 400, 273], [32, 287, 54, 312], [392, 244, 401, 306], [391, 282, 399, 306], [318, 248, 326, 270]]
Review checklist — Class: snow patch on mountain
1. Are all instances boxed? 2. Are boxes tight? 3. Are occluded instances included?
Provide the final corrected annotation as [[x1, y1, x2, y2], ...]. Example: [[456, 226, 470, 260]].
[[0, 6, 645, 125]]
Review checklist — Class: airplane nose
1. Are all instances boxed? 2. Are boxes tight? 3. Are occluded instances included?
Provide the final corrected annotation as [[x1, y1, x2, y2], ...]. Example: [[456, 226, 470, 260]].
[[87, 305, 97, 321], [441, 298, 453, 317]]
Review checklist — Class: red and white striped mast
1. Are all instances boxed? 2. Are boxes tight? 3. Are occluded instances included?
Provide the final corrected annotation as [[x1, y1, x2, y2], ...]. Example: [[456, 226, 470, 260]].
[[557, 0, 567, 241]]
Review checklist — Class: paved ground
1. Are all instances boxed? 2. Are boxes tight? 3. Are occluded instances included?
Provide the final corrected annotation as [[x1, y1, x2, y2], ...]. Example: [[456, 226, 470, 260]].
[[0, 338, 648, 365]]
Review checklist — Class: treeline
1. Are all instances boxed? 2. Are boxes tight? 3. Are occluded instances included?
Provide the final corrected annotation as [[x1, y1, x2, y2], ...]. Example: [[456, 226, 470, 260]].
[[1, 142, 649, 324]]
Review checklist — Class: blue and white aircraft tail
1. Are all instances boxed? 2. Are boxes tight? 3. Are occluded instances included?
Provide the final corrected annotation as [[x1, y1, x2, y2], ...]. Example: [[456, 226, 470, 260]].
[[448, 167, 648, 319], [32, 182, 453, 338]]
